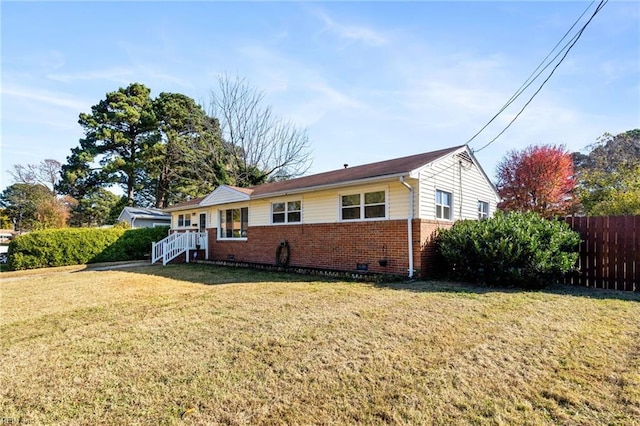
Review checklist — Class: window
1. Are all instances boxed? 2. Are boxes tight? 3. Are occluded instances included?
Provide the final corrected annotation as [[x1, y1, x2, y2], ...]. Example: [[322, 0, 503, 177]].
[[436, 190, 452, 220], [177, 214, 191, 227], [478, 201, 489, 219], [219, 207, 248, 239], [272, 201, 301, 224], [341, 190, 386, 221]]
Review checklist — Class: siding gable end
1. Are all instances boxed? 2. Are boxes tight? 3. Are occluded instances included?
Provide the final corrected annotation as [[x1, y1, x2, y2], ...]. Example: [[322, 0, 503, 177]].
[[201, 186, 251, 207]]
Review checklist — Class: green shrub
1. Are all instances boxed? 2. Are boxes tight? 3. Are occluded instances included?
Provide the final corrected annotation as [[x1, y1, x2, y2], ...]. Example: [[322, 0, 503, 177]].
[[436, 211, 580, 289], [92, 227, 169, 263], [7, 226, 169, 270]]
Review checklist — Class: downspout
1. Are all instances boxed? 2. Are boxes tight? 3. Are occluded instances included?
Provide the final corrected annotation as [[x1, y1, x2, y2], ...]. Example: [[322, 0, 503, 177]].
[[399, 176, 414, 279]]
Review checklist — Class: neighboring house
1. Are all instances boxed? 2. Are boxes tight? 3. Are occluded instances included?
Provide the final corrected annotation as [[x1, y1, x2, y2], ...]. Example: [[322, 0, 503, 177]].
[[158, 145, 499, 277], [118, 207, 171, 229], [0, 230, 17, 264], [0, 230, 16, 244]]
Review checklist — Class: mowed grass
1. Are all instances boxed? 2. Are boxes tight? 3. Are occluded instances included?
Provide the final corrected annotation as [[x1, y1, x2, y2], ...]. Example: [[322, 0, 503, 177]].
[[1, 265, 639, 425]]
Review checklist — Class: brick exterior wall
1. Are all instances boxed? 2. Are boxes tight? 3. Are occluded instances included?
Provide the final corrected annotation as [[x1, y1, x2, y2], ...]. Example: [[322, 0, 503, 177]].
[[207, 221, 410, 275], [203, 219, 455, 277], [415, 219, 453, 278]]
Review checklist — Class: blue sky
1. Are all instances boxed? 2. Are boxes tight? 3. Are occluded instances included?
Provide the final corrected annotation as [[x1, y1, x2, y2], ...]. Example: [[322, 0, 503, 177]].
[[2, 1, 639, 192]]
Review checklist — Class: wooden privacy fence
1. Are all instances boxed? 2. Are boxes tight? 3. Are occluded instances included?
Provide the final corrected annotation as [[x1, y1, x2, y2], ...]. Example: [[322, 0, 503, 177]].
[[564, 216, 639, 291]]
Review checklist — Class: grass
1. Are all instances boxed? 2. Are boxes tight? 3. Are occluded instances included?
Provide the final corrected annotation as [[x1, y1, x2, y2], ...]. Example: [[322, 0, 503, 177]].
[[1, 264, 639, 425]]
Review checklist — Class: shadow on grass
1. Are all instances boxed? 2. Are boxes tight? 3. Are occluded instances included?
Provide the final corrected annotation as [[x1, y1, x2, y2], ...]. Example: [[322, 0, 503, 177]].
[[373, 279, 640, 303], [77, 262, 336, 286], [81, 262, 640, 303]]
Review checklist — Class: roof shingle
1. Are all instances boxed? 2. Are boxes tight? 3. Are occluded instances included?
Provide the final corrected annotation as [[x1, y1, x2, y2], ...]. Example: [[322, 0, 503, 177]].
[[250, 145, 463, 197], [165, 145, 464, 209]]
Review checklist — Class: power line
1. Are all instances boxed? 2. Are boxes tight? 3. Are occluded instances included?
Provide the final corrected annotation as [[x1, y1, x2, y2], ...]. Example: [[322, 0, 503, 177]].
[[464, 1, 596, 147], [470, 0, 608, 153]]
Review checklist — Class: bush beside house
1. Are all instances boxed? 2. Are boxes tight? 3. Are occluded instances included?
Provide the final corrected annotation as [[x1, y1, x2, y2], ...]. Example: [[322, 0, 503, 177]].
[[437, 212, 580, 289], [7, 227, 169, 270]]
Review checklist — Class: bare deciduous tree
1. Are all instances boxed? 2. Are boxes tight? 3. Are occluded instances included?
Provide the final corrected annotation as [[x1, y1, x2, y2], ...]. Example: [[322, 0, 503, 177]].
[[209, 74, 312, 187], [10, 159, 62, 193]]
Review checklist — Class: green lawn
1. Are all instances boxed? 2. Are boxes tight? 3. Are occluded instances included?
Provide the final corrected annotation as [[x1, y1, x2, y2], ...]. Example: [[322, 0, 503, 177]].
[[1, 264, 639, 425]]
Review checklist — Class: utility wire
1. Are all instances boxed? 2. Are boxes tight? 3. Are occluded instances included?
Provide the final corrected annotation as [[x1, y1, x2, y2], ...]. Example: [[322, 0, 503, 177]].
[[469, 0, 608, 153], [464, 1, 596, 147]]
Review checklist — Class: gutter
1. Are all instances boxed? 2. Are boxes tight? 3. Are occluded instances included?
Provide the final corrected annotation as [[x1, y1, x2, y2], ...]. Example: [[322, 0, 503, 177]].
[[250, 173, 411, 200], [399, 176, 414, 279]]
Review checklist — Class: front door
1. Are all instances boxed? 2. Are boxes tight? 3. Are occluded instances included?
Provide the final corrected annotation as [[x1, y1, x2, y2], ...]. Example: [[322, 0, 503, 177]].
[[199, 213, 207, 232]]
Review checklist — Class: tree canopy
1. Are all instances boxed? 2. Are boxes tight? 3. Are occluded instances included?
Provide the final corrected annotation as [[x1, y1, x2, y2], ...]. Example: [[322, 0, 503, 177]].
[[68, 189, 126, 228], [573, 129, 640, 216], [149, 92, 229, 207], [496, 144, 577, 218], [58, 83, 160, 205], [0, 183, 70, 231], [58, 79, 311, 210]]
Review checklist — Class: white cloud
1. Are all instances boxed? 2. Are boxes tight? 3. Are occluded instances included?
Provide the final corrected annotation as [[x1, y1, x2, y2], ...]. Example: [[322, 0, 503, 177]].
[[47, 68, 134, 84], [6, 50, 66, 73], [314, 9, 388, 47], [46, 67, 193, 89], [1, 85, 88, 111]]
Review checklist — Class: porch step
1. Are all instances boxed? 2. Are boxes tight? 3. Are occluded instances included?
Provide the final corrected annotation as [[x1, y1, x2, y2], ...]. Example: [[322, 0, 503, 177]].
[[152, 231, 208, 265]]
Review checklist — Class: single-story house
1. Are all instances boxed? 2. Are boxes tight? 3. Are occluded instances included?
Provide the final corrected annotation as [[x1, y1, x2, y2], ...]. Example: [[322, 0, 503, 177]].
[[156, 144, 499, 278], [118, 207, 171, 229]]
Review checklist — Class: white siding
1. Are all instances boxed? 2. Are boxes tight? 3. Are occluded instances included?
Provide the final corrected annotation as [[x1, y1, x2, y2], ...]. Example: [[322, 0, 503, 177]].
[[249, 200, 272, 227], [418, 152, 498, 221], [388, 181, 412, 220], [171, 209, 208, 230], [301, 190, 338, 224], [167, 149, 497, 230], [204, 180, 409, 226], [201, 186, 250, 206]]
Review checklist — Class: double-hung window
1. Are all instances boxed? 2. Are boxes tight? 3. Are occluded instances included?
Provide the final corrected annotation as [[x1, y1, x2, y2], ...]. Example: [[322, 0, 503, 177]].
[[219, 207, 248, 239], [341, 190, 386, 221], [478, 201, 489, 219], [436, 190, 452, 220], [177, 214, 191, 227], [272, 201, 301, 224]]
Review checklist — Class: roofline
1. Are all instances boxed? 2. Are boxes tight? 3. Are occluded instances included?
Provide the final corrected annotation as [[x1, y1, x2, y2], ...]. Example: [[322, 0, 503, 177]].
[[252, 146, 458, 199], [163, 203, 202, 212], [162, 144, 492, 209], [129, 214, 170, 220], [250, 172, 418, 200]]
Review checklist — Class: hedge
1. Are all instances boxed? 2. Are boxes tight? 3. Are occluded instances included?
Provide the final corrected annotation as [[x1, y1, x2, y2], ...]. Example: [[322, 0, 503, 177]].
[[7, 227, 169, 271], [436, 211, 580, 289]]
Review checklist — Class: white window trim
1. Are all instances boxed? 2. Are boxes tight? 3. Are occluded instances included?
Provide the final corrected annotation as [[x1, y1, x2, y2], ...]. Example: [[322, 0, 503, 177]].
[[176, 213, 193, 228], [435, 189, 453, 221], [270, 200, 302, 225], [478, 200, 489, 219], [217, 206, 249, 241], [339, 189, 388, 222]]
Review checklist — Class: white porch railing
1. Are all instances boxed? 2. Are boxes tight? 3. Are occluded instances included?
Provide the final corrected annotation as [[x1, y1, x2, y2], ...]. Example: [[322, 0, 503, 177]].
[[152, 231, 208, 265]]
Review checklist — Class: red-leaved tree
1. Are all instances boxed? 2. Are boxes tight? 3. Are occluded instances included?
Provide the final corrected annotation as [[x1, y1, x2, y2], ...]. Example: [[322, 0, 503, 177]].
[[496, 144, 578, 218]]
